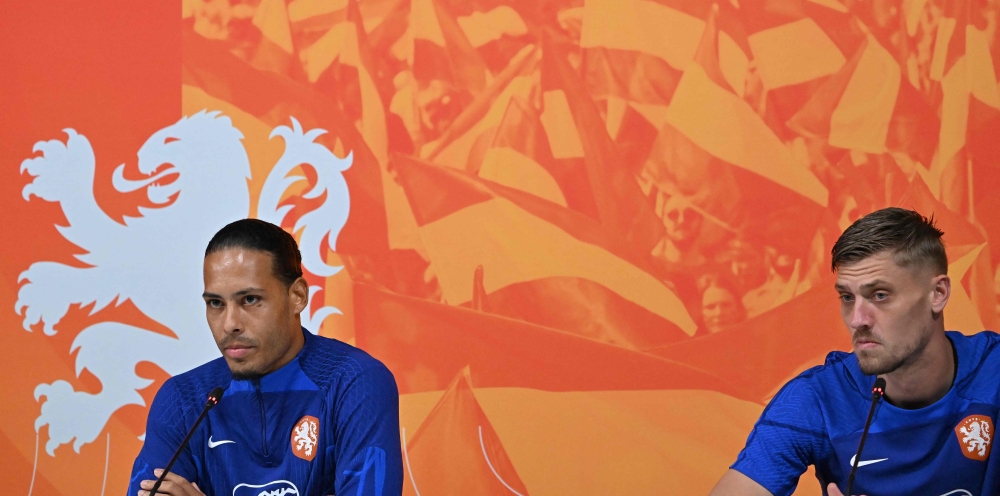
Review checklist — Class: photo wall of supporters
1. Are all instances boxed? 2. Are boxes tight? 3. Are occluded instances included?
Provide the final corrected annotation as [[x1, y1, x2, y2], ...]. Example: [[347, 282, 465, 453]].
[[2, 0, 999, 493]]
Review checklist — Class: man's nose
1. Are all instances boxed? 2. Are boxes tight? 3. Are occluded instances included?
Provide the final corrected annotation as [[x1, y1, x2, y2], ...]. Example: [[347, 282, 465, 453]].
[[850, 299, 875, 329], [222, 304, 241, 333]]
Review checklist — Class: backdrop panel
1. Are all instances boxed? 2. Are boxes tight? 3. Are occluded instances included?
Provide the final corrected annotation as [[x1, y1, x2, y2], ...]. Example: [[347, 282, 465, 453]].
[[2, 0, 1000, 494]]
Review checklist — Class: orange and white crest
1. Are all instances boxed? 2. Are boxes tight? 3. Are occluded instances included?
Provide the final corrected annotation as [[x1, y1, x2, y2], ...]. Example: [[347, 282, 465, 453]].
[[17, 111, 350, 456], [956, 414, 994, 461], [291, 415, 320, 461]]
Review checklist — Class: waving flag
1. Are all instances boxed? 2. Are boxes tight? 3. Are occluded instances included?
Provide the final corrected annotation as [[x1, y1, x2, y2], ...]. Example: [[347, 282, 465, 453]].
[[651, 276, 849, 401], [740, 0, 863, 121], [661, 3, 829, 210], [581, 0, 710, 107], [928, 0, 1000, 217], [786, 36, 940, 167], [353, 281, 742, 396], [252, 0, 298, 75], [393, 155, 697, 348], [542, 35, 666, 252], [420, 43, 540, 169], [455, 4, 533, 74], [412, 0, 489, 94], [580, 0, 753, 178], [402, 368, 529, 496], [477, 96, 569, 207]]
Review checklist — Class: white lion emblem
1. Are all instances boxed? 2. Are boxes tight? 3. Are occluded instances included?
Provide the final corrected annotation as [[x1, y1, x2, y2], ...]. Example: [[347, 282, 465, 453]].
[[17, 110, 351, 456], [961, 419, 992, 457], [293, 419, 319, 456]]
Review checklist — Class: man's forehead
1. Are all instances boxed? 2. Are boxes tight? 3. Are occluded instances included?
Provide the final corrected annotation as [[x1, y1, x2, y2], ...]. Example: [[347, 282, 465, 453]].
[[205, 248, 273, 269], [835, 252, 924, 288], [204, 248, 282, 286]]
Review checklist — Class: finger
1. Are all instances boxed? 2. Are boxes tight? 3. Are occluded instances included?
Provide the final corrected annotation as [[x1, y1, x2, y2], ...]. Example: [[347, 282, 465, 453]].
[[154, 469, 193, 484], [138, 480, 164, 496], [152, 470, 201, 496], [192, 482, 206, 496], [827, 483, 845, 496], [148, 480, 183, 496]]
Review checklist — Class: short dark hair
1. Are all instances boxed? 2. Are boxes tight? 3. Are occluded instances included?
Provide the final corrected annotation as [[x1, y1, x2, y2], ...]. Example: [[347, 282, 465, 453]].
[[831, 207, 947, 275], [205, 219, 303, 286]]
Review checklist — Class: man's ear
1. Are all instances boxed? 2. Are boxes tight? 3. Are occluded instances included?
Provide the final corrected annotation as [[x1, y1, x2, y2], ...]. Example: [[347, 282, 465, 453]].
[[289, 277, 309, 316], [930, 273, 951, 314]]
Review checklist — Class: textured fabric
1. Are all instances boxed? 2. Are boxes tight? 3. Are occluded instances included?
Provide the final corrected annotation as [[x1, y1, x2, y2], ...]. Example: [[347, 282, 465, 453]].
[[127, 329, 403, 496], [733, 331, 1000, 496]]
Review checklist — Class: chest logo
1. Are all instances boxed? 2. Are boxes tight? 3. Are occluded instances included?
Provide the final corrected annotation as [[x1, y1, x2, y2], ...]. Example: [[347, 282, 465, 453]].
[[291, 415, 320, 461], [232, 480, 299, 496], [955, 415, 993, 461]]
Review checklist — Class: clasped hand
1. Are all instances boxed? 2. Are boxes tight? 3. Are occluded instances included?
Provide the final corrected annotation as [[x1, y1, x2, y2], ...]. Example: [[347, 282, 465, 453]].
[[137, 469, 205, 496]]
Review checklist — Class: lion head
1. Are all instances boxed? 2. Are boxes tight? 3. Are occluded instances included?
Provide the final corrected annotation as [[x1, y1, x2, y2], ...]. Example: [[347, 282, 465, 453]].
[[113, 110, 251, 207]]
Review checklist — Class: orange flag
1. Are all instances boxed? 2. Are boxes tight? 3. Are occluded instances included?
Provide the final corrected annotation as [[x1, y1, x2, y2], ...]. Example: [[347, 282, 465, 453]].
[[664, 4, 829, 208], [392, 154, 698, 348], [421, 43, 540, 169], [786, 36, 940, 167], [581, 0, 709, 107], [542, 34, 665, 253], [353, 281, 743, 397], [412, 0, 489, 94], [650, 276, 851, 402], [402, 368, 529, 496], [450, 3, 533, 74], [739, 0, 864, 122], [477, 96, 595, 214], [251, 0, 298, 76]]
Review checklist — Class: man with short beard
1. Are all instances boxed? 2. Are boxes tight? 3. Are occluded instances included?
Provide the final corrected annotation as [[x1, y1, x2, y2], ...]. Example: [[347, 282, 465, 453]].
[[127, 219, 403, 496], [710, 207, 1000, 496]]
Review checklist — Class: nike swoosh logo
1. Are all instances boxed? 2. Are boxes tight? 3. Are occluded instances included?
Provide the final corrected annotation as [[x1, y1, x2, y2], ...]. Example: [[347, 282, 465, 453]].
[[208, 436, 234, 448], [849, 454, 888, 467]]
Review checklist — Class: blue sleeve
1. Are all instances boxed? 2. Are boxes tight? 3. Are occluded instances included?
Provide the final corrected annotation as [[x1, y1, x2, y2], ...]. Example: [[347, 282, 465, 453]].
[[331, 360, 403, 496], [732, 377, 831, 496], [127, 379, 200, 496]]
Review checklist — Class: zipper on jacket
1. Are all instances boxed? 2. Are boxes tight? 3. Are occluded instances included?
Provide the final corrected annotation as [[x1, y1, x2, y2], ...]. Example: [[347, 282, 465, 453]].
[[254, 379, 269, 458]]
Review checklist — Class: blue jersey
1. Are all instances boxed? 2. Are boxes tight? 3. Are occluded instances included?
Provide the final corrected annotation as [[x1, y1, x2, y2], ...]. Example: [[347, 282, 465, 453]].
[[127, 329, 403, 496], [733, 331, 1000, 496]]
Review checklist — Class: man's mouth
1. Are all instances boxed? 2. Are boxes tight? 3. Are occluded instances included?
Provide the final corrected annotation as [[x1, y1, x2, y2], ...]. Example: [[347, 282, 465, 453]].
[[854, 339, 881, 351], [224, 345, 254, 359]]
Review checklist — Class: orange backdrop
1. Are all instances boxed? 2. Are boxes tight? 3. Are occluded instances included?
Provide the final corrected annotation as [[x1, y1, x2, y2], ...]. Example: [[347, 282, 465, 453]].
[[2, 0, 1000, 494]]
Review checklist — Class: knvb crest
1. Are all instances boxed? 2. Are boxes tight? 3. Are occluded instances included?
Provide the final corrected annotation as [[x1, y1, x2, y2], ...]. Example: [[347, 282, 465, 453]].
[[956, 414, 993, 461], [292, 415, 320, 462], [16, 111, 351, 455]]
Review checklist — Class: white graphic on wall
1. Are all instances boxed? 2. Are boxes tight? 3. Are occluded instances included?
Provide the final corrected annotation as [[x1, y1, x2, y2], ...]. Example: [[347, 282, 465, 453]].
[[15, 111, 351, 456]]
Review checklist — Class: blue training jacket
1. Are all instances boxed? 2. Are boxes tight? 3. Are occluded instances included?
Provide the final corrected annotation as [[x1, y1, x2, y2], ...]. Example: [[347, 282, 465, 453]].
[[127, 328, 403, 496], [733, 330, 1000, 496]]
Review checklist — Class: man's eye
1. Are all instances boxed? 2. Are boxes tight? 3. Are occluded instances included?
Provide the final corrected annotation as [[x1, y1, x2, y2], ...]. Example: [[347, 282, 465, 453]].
[[840, 294, 854, 303], [207, 300, 223, 308], [873, 292, 889, 301], [244, 295, 260, 305]]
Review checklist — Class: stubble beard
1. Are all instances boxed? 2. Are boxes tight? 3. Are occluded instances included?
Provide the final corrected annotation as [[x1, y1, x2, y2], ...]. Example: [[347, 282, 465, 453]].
[[218, 334, 266, 381], [231, 368, 264, 381], [857, 348, 907, 376], [854, 329, 923, 376]]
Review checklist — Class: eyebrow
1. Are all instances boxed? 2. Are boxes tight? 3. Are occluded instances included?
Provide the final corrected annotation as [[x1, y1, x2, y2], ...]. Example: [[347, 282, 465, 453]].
[[202, 287, 266, 299], [835, 279, 893, 293]]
